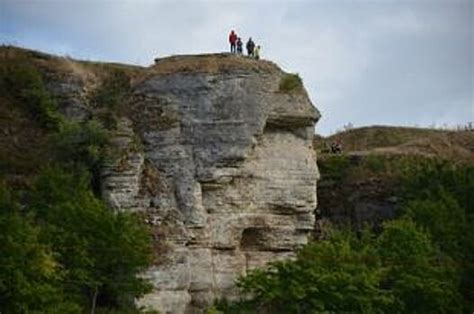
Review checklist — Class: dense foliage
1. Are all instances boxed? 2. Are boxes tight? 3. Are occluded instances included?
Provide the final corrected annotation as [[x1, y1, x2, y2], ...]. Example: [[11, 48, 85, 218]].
[[217, 159, 473, 313], [399, 160, 474, 310], [0, 170, 153, 313]]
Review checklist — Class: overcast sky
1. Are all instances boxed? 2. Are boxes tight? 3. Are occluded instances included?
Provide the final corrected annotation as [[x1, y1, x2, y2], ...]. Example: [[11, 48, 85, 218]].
[[1, 0, 472, 135]]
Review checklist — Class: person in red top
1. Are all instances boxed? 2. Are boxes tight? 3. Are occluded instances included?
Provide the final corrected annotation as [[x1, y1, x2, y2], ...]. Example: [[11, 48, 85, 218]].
[[229, 30, 238, 53]]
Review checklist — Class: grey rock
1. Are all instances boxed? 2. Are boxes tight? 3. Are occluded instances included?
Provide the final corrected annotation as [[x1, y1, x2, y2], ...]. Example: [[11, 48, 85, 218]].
[[100, 55, 320, 313]]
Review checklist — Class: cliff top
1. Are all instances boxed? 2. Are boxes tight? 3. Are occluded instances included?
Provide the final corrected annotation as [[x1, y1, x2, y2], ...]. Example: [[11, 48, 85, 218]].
[[0, 46, 282, 81], [149, 53, 280, 75]]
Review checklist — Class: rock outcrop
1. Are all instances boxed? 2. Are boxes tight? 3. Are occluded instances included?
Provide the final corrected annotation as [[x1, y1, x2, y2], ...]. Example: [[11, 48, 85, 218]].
[[29, 51, 321, 313], [104, 55, 319, 313]]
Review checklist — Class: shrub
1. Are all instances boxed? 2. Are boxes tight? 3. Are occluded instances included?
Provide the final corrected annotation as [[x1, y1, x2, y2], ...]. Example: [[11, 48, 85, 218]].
[[318, 155, 352, 181], [279, 73, 303, 93], [50, 119, 112, 193], [52, 119, 109, 167]]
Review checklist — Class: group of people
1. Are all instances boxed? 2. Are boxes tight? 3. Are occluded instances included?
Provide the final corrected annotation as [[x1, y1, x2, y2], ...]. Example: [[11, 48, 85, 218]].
[[330, 140, 343, 154], [228, 30, 261, 60]]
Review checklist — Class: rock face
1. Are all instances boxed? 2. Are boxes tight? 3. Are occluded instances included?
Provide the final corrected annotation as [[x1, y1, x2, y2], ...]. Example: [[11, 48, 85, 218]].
[[99, 55, 320, 313]]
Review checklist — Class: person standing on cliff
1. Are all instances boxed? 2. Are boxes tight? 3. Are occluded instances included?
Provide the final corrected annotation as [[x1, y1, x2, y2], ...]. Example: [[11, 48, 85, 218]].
[[246, 37, 255, 56], [229, 30, 238, 53], [254, 45, 261, 60], [236, 37, 243, 55]]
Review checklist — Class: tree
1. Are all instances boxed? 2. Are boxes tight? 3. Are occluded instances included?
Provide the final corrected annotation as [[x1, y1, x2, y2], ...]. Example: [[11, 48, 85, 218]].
[[221, 220, 462, 314], [399, 161, 474, 310], [28, 168, 153, 312], [377, 219, 461, 313], [232, 230, 392, 313], [0, 183, 80, 313]]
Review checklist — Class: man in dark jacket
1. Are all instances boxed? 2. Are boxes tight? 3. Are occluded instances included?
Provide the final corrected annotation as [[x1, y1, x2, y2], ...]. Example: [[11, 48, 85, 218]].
[[229, 30, 237, 53], [246, 37, 255, 56], [236, 37, 243, 54]]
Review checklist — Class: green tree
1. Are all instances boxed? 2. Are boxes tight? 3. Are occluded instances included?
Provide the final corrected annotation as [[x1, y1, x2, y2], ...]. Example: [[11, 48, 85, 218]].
[[403, 190, 466, 258], [377, 219, 461, 313], [399, 161, 474, 310], [28, 168, 153, 312], [232, 230, 391, 313], [0, 184, 80, 313], [221, 220, 462, 313]]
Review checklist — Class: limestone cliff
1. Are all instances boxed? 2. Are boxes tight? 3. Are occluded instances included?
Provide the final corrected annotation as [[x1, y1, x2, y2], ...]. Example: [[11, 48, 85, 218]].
[[2, 48, 320, 313], [110, 55, 320, 313]]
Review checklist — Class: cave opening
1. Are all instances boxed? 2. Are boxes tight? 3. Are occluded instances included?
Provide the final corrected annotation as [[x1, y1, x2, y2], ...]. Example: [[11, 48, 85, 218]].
[[240, 227, 268, 250]]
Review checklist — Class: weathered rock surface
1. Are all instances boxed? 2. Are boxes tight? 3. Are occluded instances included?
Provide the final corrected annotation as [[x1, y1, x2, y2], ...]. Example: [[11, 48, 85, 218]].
[[96, 54, 320, 313]]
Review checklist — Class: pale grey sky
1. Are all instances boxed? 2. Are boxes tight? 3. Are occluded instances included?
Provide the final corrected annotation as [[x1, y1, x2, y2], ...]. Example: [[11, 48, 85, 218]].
[[1, 0, 472, 135]]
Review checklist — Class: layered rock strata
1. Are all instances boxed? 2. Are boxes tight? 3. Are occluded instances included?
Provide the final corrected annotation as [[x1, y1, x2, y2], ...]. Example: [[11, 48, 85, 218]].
[[47, 53, 320, 313]]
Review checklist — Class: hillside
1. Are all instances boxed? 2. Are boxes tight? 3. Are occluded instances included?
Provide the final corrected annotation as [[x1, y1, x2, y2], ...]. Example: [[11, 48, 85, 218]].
[[314, 126, 474, 232]]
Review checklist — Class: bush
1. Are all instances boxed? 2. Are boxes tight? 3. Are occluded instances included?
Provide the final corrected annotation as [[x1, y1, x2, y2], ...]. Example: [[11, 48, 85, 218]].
[[279, 73, 303, 93], [52, 119, 109, 167], [51, 119, 112, 193], [318, 155, 352, 181]]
